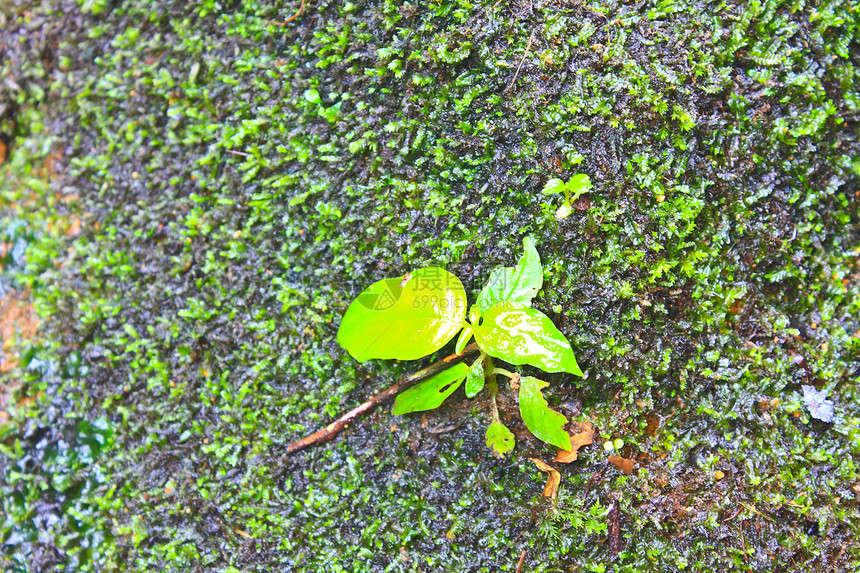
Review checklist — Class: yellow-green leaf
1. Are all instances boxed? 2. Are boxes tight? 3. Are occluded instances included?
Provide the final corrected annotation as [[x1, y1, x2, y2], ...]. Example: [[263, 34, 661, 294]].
[[485, 419, 515, 458], [519, 376, 572, 451], [464, 357, 485, 398], [476, 236, 542, 313], [337, 267, 467, 362], [542, 178, 566, 195], [454, 325, 473, 355], [391, 363, 469, 415], [474, 304, 582, 375]]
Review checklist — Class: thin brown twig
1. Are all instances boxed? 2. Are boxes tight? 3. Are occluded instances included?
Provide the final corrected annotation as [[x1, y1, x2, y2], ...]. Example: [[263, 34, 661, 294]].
[[507, 29, 535, 93], [286, 343, 480, 455], [271, 0, 306, 26], [515, 550, 526, 573], [608, 499, 621, 559], [722, 505, 743, 522]]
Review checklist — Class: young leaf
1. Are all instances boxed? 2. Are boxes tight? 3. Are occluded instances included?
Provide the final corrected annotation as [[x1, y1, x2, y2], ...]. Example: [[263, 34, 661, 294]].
[[555, 202, 573, 219], [566, 174, 592, 196], [542, 178, 566, 195], [454, 325, 474, 355], [485, 419, 515, 458], [392, 362, 469, 415], [474, 304, 583, 375], [464, 356, 485, 398], [337, 267, 467, 362], [519, 376, 572, 451], [469, 305, 481, 325], [476, 236, 543, 313]]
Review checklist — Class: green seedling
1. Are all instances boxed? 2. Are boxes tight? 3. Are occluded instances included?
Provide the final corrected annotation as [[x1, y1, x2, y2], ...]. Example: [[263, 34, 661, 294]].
[[337, 237, 583, 457], [542, 174, 592, 219]]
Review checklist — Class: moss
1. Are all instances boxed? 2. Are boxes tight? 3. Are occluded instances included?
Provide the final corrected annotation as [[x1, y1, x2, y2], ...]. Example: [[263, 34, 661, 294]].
[[1, 0, 859, 571]]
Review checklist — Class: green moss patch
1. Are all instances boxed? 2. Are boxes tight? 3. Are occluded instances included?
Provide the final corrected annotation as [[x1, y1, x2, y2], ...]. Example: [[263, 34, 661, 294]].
[[1, 0, 858, 570]]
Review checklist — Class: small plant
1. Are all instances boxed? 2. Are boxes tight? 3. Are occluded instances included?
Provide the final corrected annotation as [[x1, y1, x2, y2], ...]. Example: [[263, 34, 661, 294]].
[[337, 237, 583, 457], [542, 174, 592, 219]]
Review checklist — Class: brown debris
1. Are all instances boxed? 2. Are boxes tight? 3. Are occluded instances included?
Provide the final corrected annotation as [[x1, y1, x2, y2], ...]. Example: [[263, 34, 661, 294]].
[[608, 455, 634, 475], [0, 289, 39, 422], [529, 458, 560, 501], [644, 412, 661, 436], [573, 195, 592, 211], [553, 421, 594, 463], [1, 289, 38, 374], [607, 500, 621, 558]]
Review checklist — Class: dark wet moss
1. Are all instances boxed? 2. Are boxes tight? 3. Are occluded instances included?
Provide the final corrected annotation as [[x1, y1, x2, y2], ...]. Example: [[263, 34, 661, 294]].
[[1, 0, 859, 571]]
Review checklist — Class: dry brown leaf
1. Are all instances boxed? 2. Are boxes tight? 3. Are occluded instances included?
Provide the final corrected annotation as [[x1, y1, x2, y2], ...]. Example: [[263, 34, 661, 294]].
[[0, 290, 38, 375], [529, 458, 560, 501], [608, 455, 634, 475], [65, 217, 82, 236], [553, 421, 594, 463]]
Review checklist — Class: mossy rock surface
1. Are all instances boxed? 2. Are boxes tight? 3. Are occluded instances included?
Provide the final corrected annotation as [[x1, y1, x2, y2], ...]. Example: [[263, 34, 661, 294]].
[[1, 0, 859, 571]]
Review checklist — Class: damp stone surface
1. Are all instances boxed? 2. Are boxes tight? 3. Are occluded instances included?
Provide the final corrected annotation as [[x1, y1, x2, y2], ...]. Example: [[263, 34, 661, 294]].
[[1, 0, 859, 571]]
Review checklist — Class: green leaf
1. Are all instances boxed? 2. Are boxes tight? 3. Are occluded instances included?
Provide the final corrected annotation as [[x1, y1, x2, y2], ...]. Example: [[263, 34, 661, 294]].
[[454, 325, 473, 355], [519, 376, 572, 451], [476, 236, 542, 313], [303, 88, 321, 104], [469, 305, 481, 325], [464, 357, 485, 398], [566, 174, 592, 196], [485, 419, 515, 458], [542, 178, 566, 195], [392, 363, 469, 415], [555, 202, 573, 219], [474, 304, 583, 375], [337, 267, 467, 362]]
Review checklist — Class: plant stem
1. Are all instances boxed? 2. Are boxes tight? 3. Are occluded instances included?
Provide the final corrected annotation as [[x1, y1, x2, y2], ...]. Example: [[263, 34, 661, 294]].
[[483, 354, 498, 395], [483, 354, 501, 423], [491, 367, 518, 380], [285, 342, 480, 455]]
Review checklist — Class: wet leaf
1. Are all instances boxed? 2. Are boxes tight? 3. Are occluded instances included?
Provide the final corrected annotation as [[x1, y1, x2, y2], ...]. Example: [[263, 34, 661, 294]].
[[474, 305, 582, 375], [392, 362, 469, 415], [542, 178, 566, 195], [476, 236, 542, 313], [338, 267, 467, 362], [454, 325, 473, 355], [566, 173, 592, 195], [553, 422, 594, 463], [544, 175, 591, 220], [519, 377, 572, 451], [485, 419, 515, 458], [529, 458, 560, 501], [802, 385, 834, 423], [608, 455, 634, 475], [464, 357, 485, 398], [555, 202, 572, 219]]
